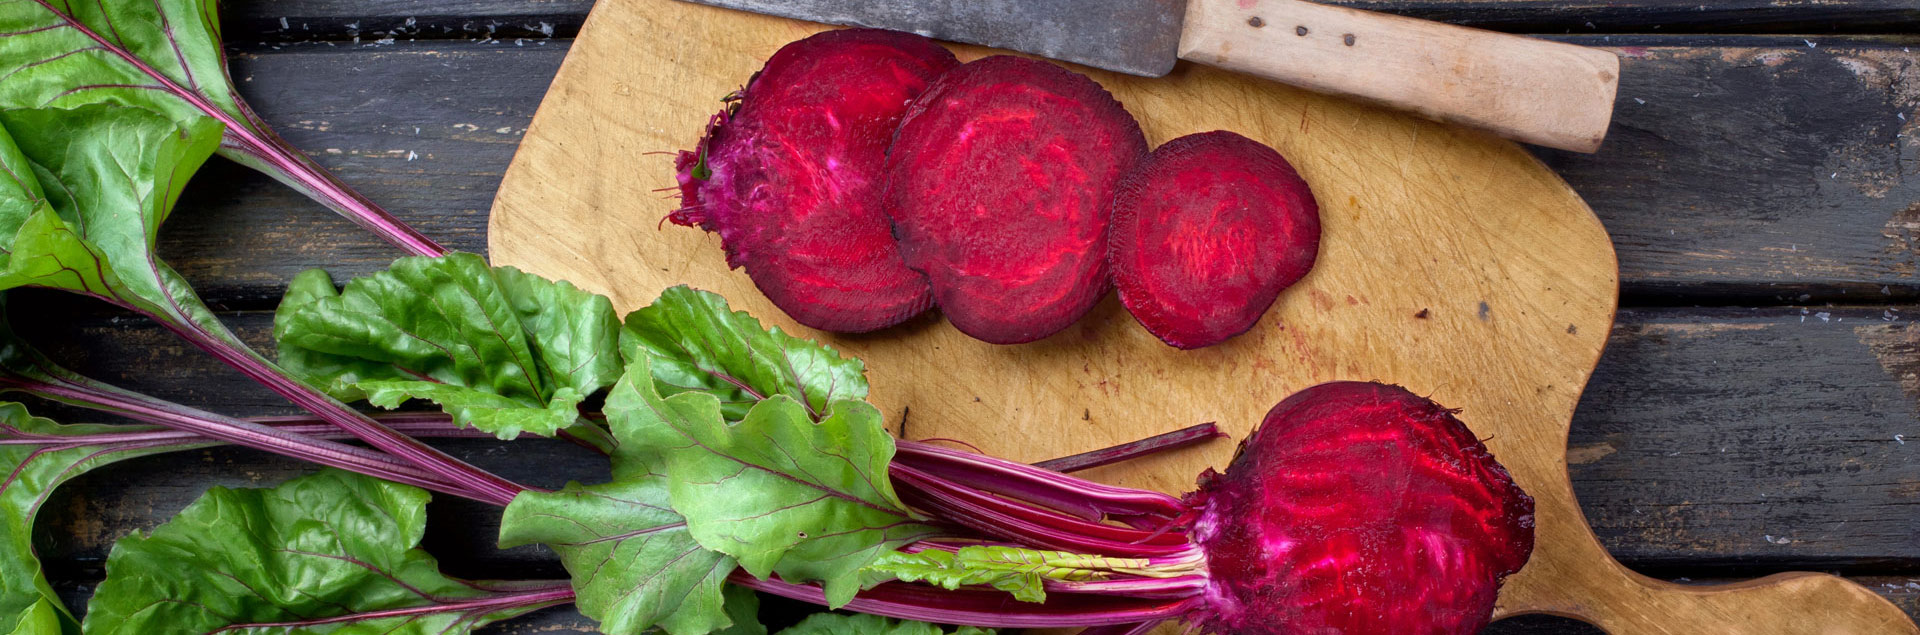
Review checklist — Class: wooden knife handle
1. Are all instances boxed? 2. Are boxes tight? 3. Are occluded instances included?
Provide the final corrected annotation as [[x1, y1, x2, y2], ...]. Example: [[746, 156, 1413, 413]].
[[1178, 0, 1619, 153]]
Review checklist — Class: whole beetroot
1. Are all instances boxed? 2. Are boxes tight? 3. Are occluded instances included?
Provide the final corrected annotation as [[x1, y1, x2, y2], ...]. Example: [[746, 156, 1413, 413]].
[[883, 55, 1149, 345], [1186, 382, 1536, 634], [728, 380, 1535, 634], [672, 29, 958, 333]]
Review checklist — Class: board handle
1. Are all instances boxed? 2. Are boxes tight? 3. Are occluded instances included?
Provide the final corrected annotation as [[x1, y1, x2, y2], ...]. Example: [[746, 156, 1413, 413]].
[[1514, 572, 1918, 634], [1176, 0, 1619, 153], [1500, 521, 1919, 634]]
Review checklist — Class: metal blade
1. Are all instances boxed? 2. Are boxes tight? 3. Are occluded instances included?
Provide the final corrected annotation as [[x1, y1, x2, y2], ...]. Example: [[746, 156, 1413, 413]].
[[679, 0, 1185, 77]]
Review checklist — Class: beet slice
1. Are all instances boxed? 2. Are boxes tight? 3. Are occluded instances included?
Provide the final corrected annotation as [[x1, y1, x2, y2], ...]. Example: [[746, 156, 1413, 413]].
[[671, 29, 959, 333], [1187, 382, 1535, 634], [883, 55, 1148, 345], [1110, 131, 1321, 349]]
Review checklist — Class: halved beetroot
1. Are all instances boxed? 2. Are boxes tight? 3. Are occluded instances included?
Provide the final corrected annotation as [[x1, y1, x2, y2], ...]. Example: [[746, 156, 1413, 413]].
[[1110, 131, 1320, 349], [883, 55, 1148, 345], [1187, 382, 1535, 634], [672, 29, 959, 333]]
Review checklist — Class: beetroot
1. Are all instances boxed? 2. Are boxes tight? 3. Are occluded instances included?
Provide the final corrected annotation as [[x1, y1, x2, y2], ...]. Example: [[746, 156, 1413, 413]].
[[1187, 382, 1535, 634], [1110, 131, 1321, 349], [672, 29, 959, 333], [883, 55, 1148, 345]]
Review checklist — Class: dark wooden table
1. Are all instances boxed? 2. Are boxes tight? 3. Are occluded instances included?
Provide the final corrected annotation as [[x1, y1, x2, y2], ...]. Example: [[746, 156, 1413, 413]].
[[17, 1, 1920, 632]]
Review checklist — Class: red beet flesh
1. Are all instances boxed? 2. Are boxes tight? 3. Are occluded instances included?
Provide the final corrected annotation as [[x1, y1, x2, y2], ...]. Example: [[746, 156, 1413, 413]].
[[1110, 131, 1321, 349], [672, 29, 959, 333], [1188, 382, 1535, 634], [883, 55, 1149, 344]]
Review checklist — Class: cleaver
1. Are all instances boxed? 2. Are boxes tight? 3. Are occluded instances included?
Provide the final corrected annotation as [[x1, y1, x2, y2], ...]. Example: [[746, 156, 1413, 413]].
[[679, 0, 1621, 153]]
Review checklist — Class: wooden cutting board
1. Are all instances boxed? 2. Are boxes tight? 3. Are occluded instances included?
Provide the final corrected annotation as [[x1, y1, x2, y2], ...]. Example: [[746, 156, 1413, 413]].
[[487, 0, 1915, 631]]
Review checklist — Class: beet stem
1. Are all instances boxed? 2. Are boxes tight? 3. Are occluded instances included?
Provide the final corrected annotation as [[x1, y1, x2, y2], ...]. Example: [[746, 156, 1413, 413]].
[[894, 439, 1187, 519], [891, 464, 1194, 557], [1035, 423, 1226, 473]]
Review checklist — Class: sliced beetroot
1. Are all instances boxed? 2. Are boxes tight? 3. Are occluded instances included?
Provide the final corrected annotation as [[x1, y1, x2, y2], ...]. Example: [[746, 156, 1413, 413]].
[[672, 29, 959, 333], [1187, 382, 1535, 634], [1110, 131, 1320, 350], [883, 55, 1148, 345]]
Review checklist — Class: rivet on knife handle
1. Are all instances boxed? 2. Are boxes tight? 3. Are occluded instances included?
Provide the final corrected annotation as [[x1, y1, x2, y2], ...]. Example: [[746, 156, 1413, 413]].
[[1179, 0, 1620, 153]]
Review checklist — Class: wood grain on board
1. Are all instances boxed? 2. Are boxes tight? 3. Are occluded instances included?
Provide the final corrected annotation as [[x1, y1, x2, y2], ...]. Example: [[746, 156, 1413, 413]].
[[480, 0, 1914, 631]]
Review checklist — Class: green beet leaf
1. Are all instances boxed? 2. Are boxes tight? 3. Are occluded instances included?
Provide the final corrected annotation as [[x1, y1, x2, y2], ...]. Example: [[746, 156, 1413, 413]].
[[0, 0, 239, 131], [6, 599, 60, 635], [776, 613, 992, 635], [499, 475, 736, 635], [0, 119, 45, 226], [273, 254, 622, 440], [0, 0, 432, 238], [0, 104, 282, 393], [0, 106, 219, 319], [607, 352, 936, 607], [715, 586, 766, 635], [0, 403, 205, 635], [82, 470, 565, 634], [621, 286, 867, 422]]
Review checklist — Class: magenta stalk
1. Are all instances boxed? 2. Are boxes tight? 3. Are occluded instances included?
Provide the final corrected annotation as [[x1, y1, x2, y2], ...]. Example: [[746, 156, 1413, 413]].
[[1, 373, 478, 501], [1034, 422, 1226, 473], [161, 318, 530, 506], [205, 583, 575, 632]]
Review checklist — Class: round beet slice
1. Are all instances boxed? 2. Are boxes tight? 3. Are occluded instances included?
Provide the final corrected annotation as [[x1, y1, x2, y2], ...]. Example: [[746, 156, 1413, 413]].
[[1110, 131, 1321, 349], [883, 55, 1148, 345], [671, 29, 958, 333], [1187, 382, 1536, 634]]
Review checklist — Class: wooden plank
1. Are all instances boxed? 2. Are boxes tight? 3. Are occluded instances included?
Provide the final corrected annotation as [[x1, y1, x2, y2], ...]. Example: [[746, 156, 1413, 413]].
[[13, 304, 1916, 566], [154, 37, 1920, 309], [227, 0, 1920, 42], [1573, 307, 1920, 568], [226, 0, 583, 44], [1542, 36, 1920, 306]]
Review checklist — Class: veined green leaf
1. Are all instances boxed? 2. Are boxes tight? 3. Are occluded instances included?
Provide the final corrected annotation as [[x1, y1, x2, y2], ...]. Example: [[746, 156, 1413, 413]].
[[0, 106, 220, 322], [607, 355, 935, 607], [0, 121, 45, 228], [498, 476, 735, 635], [0, 104, 257, 391], [776, 613, 993, 635], [0, 404, 198, 635], [82, 470, 565, 635], [0, 0, 238, 127], [272, 254, 622, 440], [621, 286, 867, 421], [0, 0, 446, 252], [6, 599, 61, 635]]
